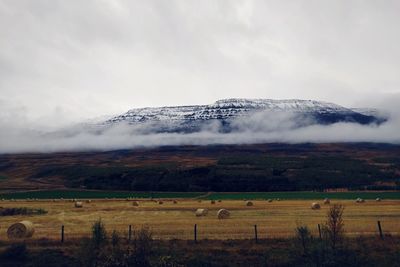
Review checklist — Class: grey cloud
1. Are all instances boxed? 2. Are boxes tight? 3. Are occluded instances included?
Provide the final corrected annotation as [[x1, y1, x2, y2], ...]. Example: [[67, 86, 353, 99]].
[[1, 1, 400, 121]]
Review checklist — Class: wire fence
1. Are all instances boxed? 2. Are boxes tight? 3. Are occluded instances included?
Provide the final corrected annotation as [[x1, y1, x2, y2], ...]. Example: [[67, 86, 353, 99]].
[[0, 220, 396, 243]]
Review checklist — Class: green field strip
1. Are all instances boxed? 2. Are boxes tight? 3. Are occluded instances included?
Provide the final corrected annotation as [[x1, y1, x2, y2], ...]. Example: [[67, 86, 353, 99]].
[[0, 190, 203, 199], [204, 191, 400, 200]]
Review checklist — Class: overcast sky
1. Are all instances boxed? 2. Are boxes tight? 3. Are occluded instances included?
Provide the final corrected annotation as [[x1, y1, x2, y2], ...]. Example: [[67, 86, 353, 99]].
[[1, 0, 400, 124]]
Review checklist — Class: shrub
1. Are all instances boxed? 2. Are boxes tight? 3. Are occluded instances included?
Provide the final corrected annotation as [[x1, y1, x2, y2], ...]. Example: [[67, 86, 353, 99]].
[[92, 219, 107, 249], [78, 219, 108, 267], [0, 207, 47, 216], [128, 227, 153, 267], [322, 204, 345, 250], [295, 225, 312, 255]]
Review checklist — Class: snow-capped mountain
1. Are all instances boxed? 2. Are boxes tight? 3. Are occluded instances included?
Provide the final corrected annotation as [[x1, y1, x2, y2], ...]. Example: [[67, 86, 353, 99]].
[[103, 99, 384, 133]]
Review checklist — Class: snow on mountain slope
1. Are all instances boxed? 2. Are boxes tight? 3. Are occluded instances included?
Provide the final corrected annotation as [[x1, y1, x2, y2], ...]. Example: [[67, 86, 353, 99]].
[[103, 99, 382, 133]]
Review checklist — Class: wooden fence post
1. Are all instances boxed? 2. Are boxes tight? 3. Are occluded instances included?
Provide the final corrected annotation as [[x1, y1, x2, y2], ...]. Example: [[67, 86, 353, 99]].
[[377, 221, 383, 240], [194, 224, 197, 243], [318, 224, 322, 240], [254, 225, 258, 243], [128, 225, 132, 242], [61, 225, 64, 243]]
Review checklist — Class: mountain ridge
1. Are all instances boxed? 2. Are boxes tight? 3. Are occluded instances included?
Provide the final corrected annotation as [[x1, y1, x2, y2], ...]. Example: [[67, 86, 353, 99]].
[[102, 98, 384, 133]]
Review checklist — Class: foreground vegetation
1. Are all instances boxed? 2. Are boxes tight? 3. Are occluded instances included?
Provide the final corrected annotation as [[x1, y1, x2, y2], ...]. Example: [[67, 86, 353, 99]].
[[1, 237, 400, 267], [1, 206, 399, 267]]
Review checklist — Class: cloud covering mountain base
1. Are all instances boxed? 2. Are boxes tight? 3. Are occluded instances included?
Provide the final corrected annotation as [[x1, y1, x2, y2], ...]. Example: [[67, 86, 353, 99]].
[[1, 101, 399, 153]]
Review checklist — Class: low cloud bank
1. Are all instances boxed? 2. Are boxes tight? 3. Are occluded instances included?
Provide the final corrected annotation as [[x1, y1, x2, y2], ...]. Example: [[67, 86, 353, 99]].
[[1, 102, 400, 154]]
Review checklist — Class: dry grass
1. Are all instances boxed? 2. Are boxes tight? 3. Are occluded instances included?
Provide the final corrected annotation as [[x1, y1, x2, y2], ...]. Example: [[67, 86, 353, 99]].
[[0, 199, 399, 240]]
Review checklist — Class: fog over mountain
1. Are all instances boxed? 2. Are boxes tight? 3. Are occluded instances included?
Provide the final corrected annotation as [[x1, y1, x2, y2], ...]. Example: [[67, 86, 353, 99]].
[[0, 97, 399, 153]]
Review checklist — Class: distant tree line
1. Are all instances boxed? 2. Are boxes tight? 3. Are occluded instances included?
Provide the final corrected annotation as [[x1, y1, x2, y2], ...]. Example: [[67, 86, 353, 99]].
[[30, 155, 400, 192]]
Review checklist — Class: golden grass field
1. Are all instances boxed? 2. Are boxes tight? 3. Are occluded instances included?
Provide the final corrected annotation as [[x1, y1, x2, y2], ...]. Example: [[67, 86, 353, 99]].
[[0, 199, 399, 241]]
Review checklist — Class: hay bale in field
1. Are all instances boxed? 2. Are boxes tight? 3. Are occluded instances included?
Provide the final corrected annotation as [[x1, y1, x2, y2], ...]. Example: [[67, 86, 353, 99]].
[[356, 198, 365, 203], [195, 208, 208, 217], [158, 201, 163, 205], [211, 200, 215, 204], [7, 221, 35, 239], [86, 199, 92, 203], [217, 200, 222, 203], [311, 202, 321, 210], [74, 201, 83, 208], [376, 198, 381, 202], [217, 209, 230, 219], [246, 201, 253, 206], [276, 198, 280, 201], [132, 201, 139, 206], [267, 199, 273, 203], [198, 200, 202, 203], [323, 198, 330, 204], [173, 200, 177, 204]]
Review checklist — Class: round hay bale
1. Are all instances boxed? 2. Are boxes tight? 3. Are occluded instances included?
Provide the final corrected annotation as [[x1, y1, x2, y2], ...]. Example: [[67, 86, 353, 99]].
[[86, 199, 92, 203], [217, 200, 222, 203], [158, 201, 163, 205], [267, 199, 273, 203], [132, 201, 139, 206], [211, 200, 215, 204], [217, 209, 230, 219], [323, 198, 330, 204], [311, 203, 321, 210], [74, 201, 83, 208], [173, 200, 177, 204], [356, 198, 365, 203], [376, 198, 381, 202], [195, 208, 208, 217], [276, 198, 280, 201], [246, 201, 253, 206], [7, 221, 35, 239]]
